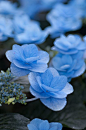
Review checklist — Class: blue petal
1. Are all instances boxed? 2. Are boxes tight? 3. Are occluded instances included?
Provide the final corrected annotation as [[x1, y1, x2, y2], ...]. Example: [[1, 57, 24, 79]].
[[47, 91, 67, 98], [49, 67, 59, 77], [40, 97, 67, 111], [12, 44, 24, 59], [73, 63, 85, 78], [41, 68, 53, 86], [13, 59, 32, 69], [38, 51, 49, 63], [39, 120, 49, 130], [29, 63, 48, 73], [30, 118, 43, 128], [52, 57, 63, 71], [21, 44, 38, 58], [50, 76, 67, 91], [30, 86, 50, 98], [61, 83, 73, 94], [74, 60, 85, 70], [77, 42, 86, 50], [50, 122, 62, 130], [6, 50, 16, 62], [27, 124, 38, 130], [29, 72, 43, 92], [62, 55, 72, 65], [11, 63, 30, 77]]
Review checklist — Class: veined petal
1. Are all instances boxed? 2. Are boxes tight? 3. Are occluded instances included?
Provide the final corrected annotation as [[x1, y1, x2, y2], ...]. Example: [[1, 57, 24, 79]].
[[39, 120, 49, 130], [40, 97, 67, 111], [29, 72, 42, 93]]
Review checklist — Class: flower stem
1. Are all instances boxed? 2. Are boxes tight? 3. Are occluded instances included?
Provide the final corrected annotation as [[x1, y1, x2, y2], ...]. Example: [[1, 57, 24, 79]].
[[26, 97, 39, 102]]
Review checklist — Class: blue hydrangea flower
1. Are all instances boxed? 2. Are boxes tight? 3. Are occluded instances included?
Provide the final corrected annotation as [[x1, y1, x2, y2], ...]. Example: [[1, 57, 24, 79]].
[[27, 118, 62, 130], [13, 14, 48, 44], [46, 18, 82, 38], [50, 54, 85, 82], [0, 1, 17, 16], [46, 4, 82, 38], [52, 35, 86, 56], [0, 16, 13, 41], [6, 44, 49, 77], [29, 67, 73, 111]]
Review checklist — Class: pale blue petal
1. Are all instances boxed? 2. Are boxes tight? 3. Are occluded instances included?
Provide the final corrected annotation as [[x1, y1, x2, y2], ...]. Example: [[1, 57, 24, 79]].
[[62, 55, 72, 65], [27, 124, 38, 130], [11, 63, 30, 77], [77, 42, 86, 50], [41, 68, 53, 86], [13, 59, 32, 69], [49, 122, 62, 130], [30, 118, 43, 128], [49, 67, 59, 77], [61, 83, 73, 94], [29, 72, 42, 92], [29, 63, 48, 73], [21, 44, 38, 58], [50, 122, 62, 130], [74, 60, 84, 70], [40, 97, 67, 111], [6, 50, 16, 62], [38, 51, 49, 63], [47, 91, 67, 98], [73, 63, 85, 78], [39, 120, 49, 130], [50, 76, 67, 91], [30, 86, 50, 98]]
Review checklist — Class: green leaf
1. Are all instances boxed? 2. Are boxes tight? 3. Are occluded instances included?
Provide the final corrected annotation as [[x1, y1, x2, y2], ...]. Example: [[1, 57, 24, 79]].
[[0, 113, 30, 130], [60, 104, 86, 130]]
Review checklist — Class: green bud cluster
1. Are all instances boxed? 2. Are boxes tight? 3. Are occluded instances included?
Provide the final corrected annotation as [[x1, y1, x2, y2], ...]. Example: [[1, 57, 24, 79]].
[[0, 69, 27, 106]]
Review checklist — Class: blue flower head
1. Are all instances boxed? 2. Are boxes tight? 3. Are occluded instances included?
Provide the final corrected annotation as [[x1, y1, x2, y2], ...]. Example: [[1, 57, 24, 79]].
[[46, 4, 82, 38], [52, 34, 86, 56], [27, 118, 62, 130], [46, 18, 82, 38], [6, 44, 49, 77], [51, 54, 85, 82], [29, 67, 73, 111], [0, 1, 17, 16], [13, 14, 48, 44], [0, 16, 13, 41]]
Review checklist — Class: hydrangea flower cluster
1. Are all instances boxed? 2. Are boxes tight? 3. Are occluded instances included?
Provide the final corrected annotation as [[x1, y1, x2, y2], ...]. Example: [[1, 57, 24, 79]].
[[27, 118, 62, 130], [29, 67, 73, 111], [0, 69, 27, 105], [6, 44, 49, 77], [51, 34, 86, 81], [46, 4, 82, 38], [0, 1, 48, 43], [0, 0, 86, 129]]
